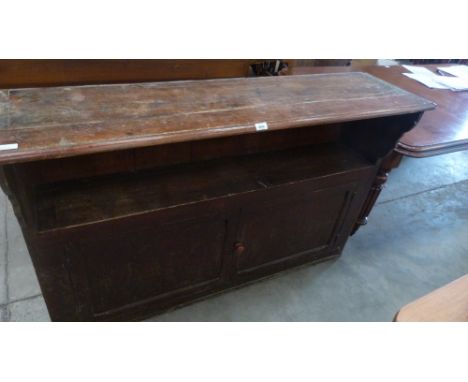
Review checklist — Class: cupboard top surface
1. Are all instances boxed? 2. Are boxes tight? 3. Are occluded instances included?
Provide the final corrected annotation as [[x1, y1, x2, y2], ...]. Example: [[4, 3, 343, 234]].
[[0, 72, 435, 164]]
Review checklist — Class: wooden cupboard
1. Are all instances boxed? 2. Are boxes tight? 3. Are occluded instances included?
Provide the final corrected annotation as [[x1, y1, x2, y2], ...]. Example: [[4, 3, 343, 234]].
[[0, 73, 434, 320]]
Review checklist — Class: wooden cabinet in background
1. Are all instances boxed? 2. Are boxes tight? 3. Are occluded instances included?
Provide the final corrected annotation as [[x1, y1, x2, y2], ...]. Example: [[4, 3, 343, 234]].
[[0, 59, 254, 88]]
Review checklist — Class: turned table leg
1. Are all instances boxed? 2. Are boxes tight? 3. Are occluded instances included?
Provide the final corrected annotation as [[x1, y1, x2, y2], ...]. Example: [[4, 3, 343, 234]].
[[350, 150, 403, 235]]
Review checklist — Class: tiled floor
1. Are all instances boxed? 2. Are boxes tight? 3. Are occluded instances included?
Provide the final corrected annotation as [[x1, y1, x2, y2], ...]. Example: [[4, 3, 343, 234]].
[[1, 151, 468, 321], [0, 190, 48, 321]]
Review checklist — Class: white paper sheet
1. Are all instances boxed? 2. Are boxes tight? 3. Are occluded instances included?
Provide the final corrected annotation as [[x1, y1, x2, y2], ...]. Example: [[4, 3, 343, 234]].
[[402, 65, 436, 76], [402, 64, 468, 91], [437, 65, 468, 80], [433, 75, 468, 91], [402, 73, 449, 89]]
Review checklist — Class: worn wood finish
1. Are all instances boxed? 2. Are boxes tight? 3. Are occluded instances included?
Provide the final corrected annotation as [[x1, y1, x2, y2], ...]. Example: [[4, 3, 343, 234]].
[[0, 60, 254, 89], [395, 274, 468, 322], [0, 73, 434, 165], [35, 143, 369, 231], [366, 65, 468, 157], [0, 73, 433, 321], [292, 64, 468, 157]]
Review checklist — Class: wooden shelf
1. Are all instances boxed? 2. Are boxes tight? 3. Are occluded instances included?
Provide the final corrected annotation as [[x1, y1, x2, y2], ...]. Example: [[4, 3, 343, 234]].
[[35, 143, 372, 231], [0, 72, 435, 165]]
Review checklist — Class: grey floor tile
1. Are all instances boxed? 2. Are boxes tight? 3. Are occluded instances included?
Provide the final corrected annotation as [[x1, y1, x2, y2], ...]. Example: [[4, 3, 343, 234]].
[[380, 151, 468, 203], [8, 296, 50, 322], [6, 202, 42, 301], [150, 279, 294, 322], [345, 180, 468, 316], [1, 191, 7, 305], [0, 305, 7, 322]]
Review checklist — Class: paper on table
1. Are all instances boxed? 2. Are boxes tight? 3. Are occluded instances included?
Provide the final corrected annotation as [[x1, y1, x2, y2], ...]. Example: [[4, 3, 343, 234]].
[[437, 65, 468, 80], [433, 75, 468, 91], [402, 64, 468, 91], [402, 65, 437, 76], [402, 73, 449, 89]]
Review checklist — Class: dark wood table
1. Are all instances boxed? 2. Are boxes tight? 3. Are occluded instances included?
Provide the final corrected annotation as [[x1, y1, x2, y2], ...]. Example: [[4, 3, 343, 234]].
[[292, 64, 468, 232]]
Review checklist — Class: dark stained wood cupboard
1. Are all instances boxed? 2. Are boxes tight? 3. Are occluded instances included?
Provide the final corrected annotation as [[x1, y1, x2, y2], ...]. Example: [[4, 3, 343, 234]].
[[0, 73, 434, 320]]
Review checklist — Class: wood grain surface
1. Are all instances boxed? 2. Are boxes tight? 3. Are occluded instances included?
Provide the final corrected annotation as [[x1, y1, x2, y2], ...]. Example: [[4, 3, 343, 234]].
[[0, 59, 254, 88], [0, 72, 434, 165], [395, 274, 468, 322], [292, 65, 467, 157]]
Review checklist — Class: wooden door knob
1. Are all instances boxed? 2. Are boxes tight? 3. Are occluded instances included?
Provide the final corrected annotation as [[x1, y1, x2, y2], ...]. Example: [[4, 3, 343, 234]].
[[234, 242, 246, 255]]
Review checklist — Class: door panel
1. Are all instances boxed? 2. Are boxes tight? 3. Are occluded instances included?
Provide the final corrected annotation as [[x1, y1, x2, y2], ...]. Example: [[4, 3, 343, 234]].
[[235, 182, 357, 276], [68, 208, 230, 316]]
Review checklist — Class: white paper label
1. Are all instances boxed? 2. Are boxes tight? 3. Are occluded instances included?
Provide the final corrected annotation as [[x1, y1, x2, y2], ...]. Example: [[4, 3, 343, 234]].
[[0, 143, 18, 151], [255, 122, 269, 131]]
